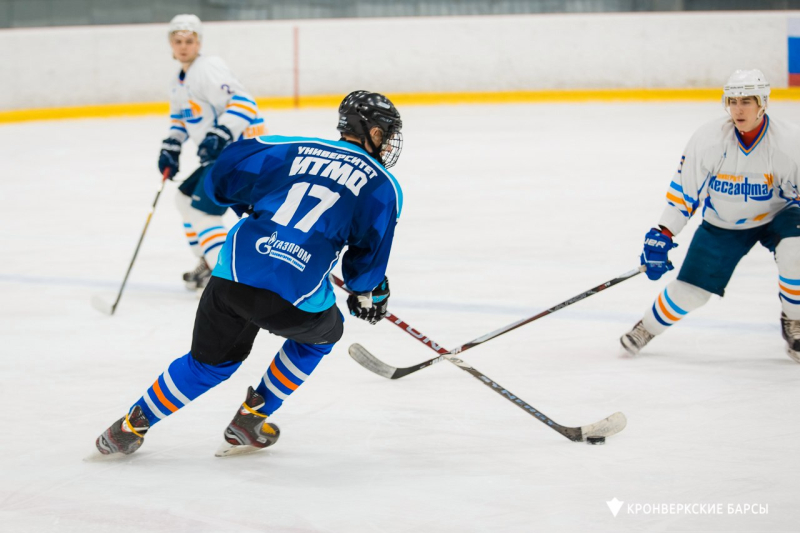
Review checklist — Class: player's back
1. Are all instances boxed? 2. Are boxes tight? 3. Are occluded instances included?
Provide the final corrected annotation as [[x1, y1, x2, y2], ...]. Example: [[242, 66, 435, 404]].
[[207, 135, 402, 312]]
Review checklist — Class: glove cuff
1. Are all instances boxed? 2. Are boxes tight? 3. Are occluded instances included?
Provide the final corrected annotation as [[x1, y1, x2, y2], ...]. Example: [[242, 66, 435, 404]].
[[212, 125, 233, 142]]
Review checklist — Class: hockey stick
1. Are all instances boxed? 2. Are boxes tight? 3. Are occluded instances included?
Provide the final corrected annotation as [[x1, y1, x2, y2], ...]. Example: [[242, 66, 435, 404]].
[[92, 169, 172, 315], [332, 276, 627, 442], [333, 266, 644, 379]]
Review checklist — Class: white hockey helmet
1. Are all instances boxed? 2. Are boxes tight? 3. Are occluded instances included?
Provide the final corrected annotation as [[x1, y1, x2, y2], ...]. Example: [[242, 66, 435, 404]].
[[168, 14, 202, 41], [722, 69, 770, 110]]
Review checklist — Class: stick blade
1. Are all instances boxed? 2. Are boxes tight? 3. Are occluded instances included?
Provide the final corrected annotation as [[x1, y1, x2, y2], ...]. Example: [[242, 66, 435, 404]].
[[580, 411, 627, 440], [348, 343, 398, 379], [91, 295, 115, 315]]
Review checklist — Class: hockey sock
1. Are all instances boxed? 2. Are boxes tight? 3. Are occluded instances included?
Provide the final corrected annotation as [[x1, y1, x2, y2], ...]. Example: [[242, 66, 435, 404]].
[[776, 237, 800, 320], [642, 280, 712, 335], [196, 219, 227, 268], [132, 352, 241, 426], [175, 193, 203, 258], [179, 202, 227, 268], [254, 340, 334, 416]]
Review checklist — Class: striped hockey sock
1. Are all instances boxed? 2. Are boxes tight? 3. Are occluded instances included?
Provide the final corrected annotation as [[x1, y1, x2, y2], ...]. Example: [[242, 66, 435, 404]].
[[254, 341, 334, 416], [642, 280, 712, 335], [175, 193, 227, 265], [132, 353, 241, 426], [183, 222, 203, 258], [776, 237, 800, 320], [196, 223, 227, 267]]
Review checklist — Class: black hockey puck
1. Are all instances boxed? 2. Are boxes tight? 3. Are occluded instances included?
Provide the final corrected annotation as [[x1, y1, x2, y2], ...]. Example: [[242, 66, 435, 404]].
[[586, 436, 606, 445]]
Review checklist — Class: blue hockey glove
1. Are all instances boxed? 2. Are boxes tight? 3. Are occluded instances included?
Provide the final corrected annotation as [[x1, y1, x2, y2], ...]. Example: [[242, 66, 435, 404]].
[[347, 277, 390, 325], [158, 138, 181, 179], [640, 227, 677, 280], [197, 125, 233, 165]]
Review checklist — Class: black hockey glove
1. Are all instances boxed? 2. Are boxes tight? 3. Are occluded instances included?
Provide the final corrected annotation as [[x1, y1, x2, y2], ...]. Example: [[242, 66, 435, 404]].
[[347, 277, 390, 325], [158, 138, 181, 179], [197, 125, 233, 165]]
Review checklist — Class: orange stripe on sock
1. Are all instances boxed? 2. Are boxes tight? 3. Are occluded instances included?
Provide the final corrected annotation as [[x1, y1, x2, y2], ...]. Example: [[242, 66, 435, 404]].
[[185, 232, 197, 238], [780, 283, 800, 296], [657, 294, 680, 322], [152, 380, 178, 413], [269, 360, 299, 391], [200, 232, 227, 246]]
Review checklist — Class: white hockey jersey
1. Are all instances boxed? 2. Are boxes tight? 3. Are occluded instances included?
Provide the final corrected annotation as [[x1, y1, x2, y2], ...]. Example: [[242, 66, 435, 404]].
[[660, 115, 800, 235], [166, 55, 265, 146]]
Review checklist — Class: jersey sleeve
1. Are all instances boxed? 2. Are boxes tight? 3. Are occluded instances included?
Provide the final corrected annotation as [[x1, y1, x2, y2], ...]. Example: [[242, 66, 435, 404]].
[[198, 57, 259, 140], [775, 130, 800, 208], [657, 128, 713, 236], [166, 87, 189, 144], [341, 179, 400, 294], [204, 139, 267, 212]]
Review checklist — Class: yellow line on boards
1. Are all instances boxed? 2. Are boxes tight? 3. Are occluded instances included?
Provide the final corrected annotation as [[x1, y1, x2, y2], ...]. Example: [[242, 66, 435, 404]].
[[4, 88, 800, 124]]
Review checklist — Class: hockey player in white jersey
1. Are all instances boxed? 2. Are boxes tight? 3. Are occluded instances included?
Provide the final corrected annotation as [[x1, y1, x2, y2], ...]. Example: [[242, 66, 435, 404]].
[[621, 69, 800, 362], [158, 14, 266, 290]]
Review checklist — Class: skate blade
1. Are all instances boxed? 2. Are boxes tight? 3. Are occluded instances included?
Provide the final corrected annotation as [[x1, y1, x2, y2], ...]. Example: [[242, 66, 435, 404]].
[[83, 449, 134, 462], [214, 442, 266, 458], [787, 347, 800, 364]]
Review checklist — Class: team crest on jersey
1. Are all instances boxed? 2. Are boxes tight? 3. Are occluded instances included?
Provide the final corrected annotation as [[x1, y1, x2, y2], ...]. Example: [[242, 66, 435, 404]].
[[181, 100, 203, 124], [255, 231, 312, 272], [710, 173, 774, 202]]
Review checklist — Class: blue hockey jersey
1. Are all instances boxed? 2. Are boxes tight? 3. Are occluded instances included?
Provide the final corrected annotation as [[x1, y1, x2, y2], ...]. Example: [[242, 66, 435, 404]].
[[206, 135, 403, 313]]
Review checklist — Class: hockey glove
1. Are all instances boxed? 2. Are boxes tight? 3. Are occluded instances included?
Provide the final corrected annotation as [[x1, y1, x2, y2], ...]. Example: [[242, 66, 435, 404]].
[[347, 277, 390, 325], [158, 138, 182, 179], [640, 227, 677, 280], [197, 125, 233, 165]]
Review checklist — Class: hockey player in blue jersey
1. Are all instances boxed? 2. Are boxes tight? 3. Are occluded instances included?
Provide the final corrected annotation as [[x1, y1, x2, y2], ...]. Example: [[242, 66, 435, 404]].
[[96, 91, 403, 457]]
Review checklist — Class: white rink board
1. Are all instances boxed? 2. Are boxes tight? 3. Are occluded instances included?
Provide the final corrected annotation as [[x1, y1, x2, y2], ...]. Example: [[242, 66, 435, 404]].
[[1, 102, 799, 532], [0, 11, 796, 109]]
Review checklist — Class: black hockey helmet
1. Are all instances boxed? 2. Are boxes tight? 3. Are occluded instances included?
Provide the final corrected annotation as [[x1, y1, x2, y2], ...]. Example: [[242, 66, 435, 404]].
[[337, 90, 403, 169]]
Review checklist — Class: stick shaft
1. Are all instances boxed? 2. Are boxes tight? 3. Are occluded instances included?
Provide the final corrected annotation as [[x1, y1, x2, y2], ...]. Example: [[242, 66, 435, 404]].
[[109, 170, 171, 314], [333, 266, 642, 364]]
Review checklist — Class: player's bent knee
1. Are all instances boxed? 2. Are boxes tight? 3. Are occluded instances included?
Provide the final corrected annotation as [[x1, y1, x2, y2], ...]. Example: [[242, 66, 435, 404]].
[[186, 352, 241, 381], [190, 348, 248, 368], [669, 279, 713, 309], [776, 237, 800, 269], [175, 189, 194, 218]]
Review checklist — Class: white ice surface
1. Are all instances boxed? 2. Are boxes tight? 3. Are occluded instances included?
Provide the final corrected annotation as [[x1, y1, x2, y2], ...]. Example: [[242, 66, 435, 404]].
[[1, 103, 799, 532]]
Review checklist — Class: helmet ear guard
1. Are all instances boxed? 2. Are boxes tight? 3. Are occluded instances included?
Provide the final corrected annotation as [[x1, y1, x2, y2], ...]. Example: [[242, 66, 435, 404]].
[[337, 90, 403, 169]]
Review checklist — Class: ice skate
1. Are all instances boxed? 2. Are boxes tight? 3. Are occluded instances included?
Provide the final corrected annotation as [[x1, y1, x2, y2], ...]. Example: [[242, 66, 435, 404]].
[[95, 406, 150, 456], [780, 313, 800, 363], [215, 386, 280, 457], [183, 258, 211, 290], [620, 320, 655, 356]]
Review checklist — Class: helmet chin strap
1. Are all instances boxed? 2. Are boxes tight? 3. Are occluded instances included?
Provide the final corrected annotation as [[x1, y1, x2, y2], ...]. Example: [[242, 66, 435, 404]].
[[340, 132, 383, 163], [360, 122, 383, 162], [725, 98, 767, 131]]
